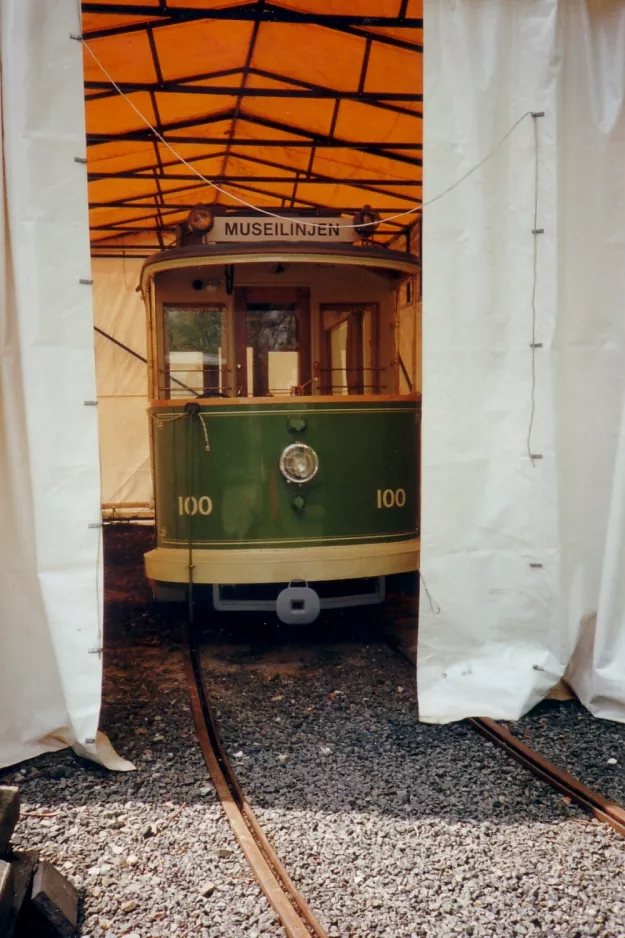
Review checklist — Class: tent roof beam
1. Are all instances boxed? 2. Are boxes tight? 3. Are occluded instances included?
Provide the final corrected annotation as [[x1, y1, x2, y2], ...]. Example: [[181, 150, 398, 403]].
[[84, 66, 422, 122], [84, 80, 423, 106], [89, 171, 421, 187], [82, 2, 422, 27], [86, 135, 423, 168], [81, 4, 422, 52]]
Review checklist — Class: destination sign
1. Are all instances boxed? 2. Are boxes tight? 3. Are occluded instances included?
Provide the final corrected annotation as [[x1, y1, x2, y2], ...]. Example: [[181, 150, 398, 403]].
[[207, 216, 355, 244]]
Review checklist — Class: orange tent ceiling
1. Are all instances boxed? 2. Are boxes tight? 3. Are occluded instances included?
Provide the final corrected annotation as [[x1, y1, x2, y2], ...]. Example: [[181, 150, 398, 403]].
[[82, 1, 422, 254]]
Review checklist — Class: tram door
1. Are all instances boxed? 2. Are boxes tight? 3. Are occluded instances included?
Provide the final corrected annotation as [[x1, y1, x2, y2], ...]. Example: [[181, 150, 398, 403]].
[[234, 287, 311, 397]]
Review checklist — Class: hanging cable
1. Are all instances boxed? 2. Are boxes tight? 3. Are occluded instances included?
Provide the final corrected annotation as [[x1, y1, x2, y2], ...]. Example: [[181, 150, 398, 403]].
[[419, 571, 440, 615], [198, 413, 211, 452]]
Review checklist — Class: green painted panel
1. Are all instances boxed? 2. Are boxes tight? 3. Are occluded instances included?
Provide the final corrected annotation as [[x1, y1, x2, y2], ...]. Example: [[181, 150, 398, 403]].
[[151, 400, 420, 549]]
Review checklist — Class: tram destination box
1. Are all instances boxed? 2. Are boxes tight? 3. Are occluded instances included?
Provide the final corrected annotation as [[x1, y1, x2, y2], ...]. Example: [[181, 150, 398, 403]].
[[206, 215, 356, 243]]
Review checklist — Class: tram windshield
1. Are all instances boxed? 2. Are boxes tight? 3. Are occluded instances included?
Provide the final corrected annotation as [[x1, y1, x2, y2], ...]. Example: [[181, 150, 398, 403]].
[[246, 302, 300, 397], [153, 258, 419, 400], [235, 286, 311, 397]]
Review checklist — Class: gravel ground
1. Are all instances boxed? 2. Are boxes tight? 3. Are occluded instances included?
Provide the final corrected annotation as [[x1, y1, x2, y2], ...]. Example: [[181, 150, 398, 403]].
[[4, 526, 625, 938], [3, 644, 286, 938], [0, 526, 286, 938], [201, 636, 625, 938], [507, 701, 625, 806]]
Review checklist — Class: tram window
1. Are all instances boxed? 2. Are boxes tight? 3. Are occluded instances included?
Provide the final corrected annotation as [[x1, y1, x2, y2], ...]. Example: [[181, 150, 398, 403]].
[[246, 303, 300, 396], [320, 305, 379, 395], [163, 305, 227, 398]]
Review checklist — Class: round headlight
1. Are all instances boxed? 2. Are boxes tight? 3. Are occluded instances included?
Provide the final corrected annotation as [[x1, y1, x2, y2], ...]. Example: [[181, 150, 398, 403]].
[[279, 443, 319, 484], [186, 204, 214, 234]]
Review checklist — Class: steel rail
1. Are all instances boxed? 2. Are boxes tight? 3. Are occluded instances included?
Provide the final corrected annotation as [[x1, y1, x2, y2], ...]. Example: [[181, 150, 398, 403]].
[[469, 717, 625, 838], [182, 624, 329, 938], [383, 634, 625, 839]]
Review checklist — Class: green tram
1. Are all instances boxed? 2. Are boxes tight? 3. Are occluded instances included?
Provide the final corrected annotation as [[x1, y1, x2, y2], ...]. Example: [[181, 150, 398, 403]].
[[142, 205, 421, 624]]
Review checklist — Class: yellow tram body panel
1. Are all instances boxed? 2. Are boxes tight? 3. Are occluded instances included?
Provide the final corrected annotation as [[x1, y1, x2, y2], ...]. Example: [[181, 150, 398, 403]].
[[145, 538, 420, 586]]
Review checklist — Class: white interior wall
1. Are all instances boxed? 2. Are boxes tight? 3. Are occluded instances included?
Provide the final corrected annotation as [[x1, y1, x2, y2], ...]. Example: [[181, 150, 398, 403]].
[[419, 0, 625, 723], [92, 257, 152, 508]]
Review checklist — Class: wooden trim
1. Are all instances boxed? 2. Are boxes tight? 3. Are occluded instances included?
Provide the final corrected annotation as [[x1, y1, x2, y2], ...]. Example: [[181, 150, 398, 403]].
[[321, 329, 332, 395], [233, 287, 248, 396], [348, 309, 364, 394], [296, 286, 311, 392], [149, 393, 420, 407], [102, 501, 152, 509], [141, 249, 419, 294]]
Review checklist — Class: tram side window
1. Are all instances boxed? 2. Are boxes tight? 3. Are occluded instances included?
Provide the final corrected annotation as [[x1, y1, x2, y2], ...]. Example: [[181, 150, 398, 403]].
[[163, 306, 228, 399], [320, 305, 379, 395]]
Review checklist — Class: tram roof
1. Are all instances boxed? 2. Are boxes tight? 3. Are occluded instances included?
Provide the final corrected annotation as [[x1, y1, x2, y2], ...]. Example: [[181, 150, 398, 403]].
[[140, 240, 420, 291], [82, 1, 422, 256]]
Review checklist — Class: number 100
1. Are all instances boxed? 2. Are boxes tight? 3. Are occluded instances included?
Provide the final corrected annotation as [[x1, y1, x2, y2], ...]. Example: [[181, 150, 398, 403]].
[[376, 488, 406, 509], [178, 495, 213, 516]]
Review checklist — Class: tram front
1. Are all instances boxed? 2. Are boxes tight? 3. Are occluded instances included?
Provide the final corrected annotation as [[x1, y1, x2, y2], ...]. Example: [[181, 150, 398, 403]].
[[143, 206, 421, 624]]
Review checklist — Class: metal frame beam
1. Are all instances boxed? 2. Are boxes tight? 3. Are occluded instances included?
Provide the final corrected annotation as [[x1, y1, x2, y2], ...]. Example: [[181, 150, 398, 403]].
[[87, 136, 422, 170], [88, 172, 419, 218], [86, 110, 422, 167], [90, 200, 417, 215], [216, 1, 264, 210], [89, 141, 422, 185], [88, 145, 421, 210], [89, 172, 421, 187], [81, 3, 422, 28], [81, 4, 422, 52], [85, 79, 423, 106], [84, 67, 242, 102], [84, 67, 423, 125], [225, 148, 422, 188]]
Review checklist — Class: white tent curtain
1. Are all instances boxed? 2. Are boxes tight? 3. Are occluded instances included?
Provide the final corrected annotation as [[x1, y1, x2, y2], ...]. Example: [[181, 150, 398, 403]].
[[0, 1, 105, 768], [419, 0, 625, 723], [92, 257, 152, 509]]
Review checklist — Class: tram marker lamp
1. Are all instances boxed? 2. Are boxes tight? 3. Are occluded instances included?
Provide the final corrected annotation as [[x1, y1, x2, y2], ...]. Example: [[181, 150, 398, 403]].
[[186, 204, 214, 235], [279, 443, 319, 484], [353, 204, 381, 240]]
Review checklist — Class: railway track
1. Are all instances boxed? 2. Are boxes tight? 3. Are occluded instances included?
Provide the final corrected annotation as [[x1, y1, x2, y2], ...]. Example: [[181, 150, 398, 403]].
[[182, 620, 329, 938], [385, 633, 625, 840], [182, 608, 625, 938]]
